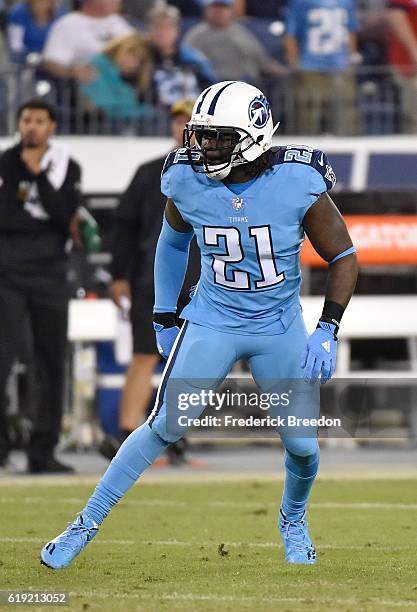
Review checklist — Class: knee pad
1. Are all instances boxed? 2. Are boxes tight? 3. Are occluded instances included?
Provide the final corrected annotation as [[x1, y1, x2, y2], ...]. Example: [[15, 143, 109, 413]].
[[283, 437, 319, 460], [149, 415, 184, 445]]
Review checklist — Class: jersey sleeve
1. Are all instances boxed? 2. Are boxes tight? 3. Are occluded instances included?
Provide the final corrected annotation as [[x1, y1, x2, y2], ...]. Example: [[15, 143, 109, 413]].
[[310, 149, 337, 194], [160, 150, 177, 199], [274, 145, 336, 220], [299, 150, 336, 219], [160, 148, 197, 200]]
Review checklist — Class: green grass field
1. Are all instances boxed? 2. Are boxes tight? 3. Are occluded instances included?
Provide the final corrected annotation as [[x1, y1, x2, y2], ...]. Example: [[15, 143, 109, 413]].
[[1, 478, 417, 611]]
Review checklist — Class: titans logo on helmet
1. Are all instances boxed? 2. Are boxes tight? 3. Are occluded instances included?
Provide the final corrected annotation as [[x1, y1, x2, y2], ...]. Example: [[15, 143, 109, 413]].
[[248, 96, 270, 129]]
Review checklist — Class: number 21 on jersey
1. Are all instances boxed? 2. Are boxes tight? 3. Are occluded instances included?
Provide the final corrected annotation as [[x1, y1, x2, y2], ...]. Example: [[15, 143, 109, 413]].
[[203, 225, 285, 291]]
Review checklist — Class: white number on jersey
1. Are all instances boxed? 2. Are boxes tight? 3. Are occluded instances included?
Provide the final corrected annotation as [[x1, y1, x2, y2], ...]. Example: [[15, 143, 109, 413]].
[[284, 145, 313, 164], [307, 8, 349, 56], [203, 225, 285, 291]]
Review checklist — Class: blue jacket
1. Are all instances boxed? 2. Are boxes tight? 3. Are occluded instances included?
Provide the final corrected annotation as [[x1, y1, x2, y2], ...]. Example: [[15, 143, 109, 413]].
[[7, 1, 66, 62]]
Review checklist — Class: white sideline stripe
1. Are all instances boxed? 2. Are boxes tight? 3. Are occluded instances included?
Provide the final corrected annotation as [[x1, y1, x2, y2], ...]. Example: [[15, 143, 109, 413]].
[[1, 472, 417, 486], [1, 497, 417, 510], [1, 537, 414, 551], [69, 590, 417, 608]]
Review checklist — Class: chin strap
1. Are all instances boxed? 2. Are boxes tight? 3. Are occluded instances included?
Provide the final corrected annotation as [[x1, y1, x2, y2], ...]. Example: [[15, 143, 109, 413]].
[[270, 121, 281, 138], [260, 122, 280, 151], [206, 164, 233, 181]]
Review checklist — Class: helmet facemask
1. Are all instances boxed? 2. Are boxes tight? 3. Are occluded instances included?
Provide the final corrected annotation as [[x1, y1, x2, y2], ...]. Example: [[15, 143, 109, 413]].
[[183, 124, 259, 181]]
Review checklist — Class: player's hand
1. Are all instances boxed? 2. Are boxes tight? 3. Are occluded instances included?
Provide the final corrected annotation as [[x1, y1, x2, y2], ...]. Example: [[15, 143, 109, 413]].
[[153, 323, 180, 360], [301, 322, 337, 384]]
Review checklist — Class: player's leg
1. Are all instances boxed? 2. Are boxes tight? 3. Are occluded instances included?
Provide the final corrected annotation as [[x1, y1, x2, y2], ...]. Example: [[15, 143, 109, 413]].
[[248, 308, 319, 564], [40, 321, 237, 569]]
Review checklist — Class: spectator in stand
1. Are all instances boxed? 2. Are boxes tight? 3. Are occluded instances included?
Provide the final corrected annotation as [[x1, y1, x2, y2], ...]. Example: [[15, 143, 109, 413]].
[[81, 33, 153, 122], [42, 0, 132, 82], [387, 0, 417, 132], [147, 4, 216, 108], [284, 0, 359, 135], [184, 0, 285, 85], [7, 0, 66, 64], [104, 99, 200, 465]]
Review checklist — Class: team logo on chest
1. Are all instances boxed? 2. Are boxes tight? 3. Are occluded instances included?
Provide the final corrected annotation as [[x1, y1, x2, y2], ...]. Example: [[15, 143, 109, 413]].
[[229, 197, 248, 223], [231, 197, 245, 211]]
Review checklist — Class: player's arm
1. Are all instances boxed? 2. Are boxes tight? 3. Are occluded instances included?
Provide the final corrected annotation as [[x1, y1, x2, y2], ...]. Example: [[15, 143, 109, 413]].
[[301, 192, 358, 383], [303, 192, 358, 309], [152, 198, 194, 359]]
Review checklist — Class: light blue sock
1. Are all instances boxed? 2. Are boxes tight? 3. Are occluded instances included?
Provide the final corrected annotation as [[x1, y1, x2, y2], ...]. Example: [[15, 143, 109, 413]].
[[84, 423, 168, 524], [281, 446, 320, 521]]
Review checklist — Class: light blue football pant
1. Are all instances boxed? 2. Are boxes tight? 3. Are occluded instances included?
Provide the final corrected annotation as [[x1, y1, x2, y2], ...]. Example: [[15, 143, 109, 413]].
[[85, 308, 319, 524], [149, 309, 319, 455]]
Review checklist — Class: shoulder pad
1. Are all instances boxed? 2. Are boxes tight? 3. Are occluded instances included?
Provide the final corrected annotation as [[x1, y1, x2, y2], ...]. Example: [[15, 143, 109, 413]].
[[161, 147, 201, 176], [272, 145, 336, 191]]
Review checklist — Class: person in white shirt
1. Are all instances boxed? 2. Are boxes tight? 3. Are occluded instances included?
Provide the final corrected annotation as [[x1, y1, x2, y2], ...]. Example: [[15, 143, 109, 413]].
[[42, 0, 132, 81]]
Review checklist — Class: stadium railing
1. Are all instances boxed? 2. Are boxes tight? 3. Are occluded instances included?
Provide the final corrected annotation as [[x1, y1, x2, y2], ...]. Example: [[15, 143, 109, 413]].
[[0, 64, 408, 137]]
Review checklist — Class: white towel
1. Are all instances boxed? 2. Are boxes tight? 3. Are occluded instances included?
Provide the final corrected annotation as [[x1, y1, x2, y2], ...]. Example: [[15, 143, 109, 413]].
[[40, 141, 70, 190], [22, 141, 70, 220]]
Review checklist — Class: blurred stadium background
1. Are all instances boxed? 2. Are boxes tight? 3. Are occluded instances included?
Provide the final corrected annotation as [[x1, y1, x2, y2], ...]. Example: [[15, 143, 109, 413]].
[[1, 0, 417, 608]]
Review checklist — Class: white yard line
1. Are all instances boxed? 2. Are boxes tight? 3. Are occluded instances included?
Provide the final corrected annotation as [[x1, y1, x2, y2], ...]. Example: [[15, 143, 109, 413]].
[[0, 536, 414, 552], [1, 497, 417, 510], [1, 470, 417, 486]]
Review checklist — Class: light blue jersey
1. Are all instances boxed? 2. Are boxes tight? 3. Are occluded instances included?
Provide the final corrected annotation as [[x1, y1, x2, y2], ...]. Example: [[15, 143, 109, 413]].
[[161, 145, 336, 335], [285, 0, 358, 72]]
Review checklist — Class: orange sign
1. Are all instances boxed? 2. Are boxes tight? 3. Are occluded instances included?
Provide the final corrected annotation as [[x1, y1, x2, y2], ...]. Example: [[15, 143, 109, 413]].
[[301, 215, 417, 266]]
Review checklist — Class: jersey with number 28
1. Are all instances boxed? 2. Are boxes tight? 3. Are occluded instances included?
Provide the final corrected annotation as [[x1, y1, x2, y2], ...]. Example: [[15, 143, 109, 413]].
[[161, 145, 336, 335]]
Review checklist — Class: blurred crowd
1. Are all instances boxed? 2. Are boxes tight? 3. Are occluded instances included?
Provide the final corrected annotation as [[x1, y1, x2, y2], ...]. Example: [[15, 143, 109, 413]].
[[0, 0, 416, 134]]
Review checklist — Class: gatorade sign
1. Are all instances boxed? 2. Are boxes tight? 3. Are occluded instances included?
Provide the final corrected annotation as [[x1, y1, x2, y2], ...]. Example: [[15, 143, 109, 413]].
[[301, 216, 417, 266]]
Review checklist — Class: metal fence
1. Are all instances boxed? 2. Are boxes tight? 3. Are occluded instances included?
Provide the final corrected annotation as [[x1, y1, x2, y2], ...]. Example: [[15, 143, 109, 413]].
[[0, 64, 407, 137]]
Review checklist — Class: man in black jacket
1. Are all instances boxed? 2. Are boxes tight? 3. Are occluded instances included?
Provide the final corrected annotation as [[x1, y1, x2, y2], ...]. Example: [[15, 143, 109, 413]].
[[0, 99, 82, 473], [106, 99, 200, 464]]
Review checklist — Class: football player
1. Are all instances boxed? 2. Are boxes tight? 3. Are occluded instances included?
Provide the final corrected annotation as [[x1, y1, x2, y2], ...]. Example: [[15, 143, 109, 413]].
[[40, 81, 358, 568]]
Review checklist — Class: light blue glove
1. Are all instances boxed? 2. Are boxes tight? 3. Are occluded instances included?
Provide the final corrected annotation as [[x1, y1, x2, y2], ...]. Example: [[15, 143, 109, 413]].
[[301, 321, 338, 384], [153, 322, 180, 360]]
